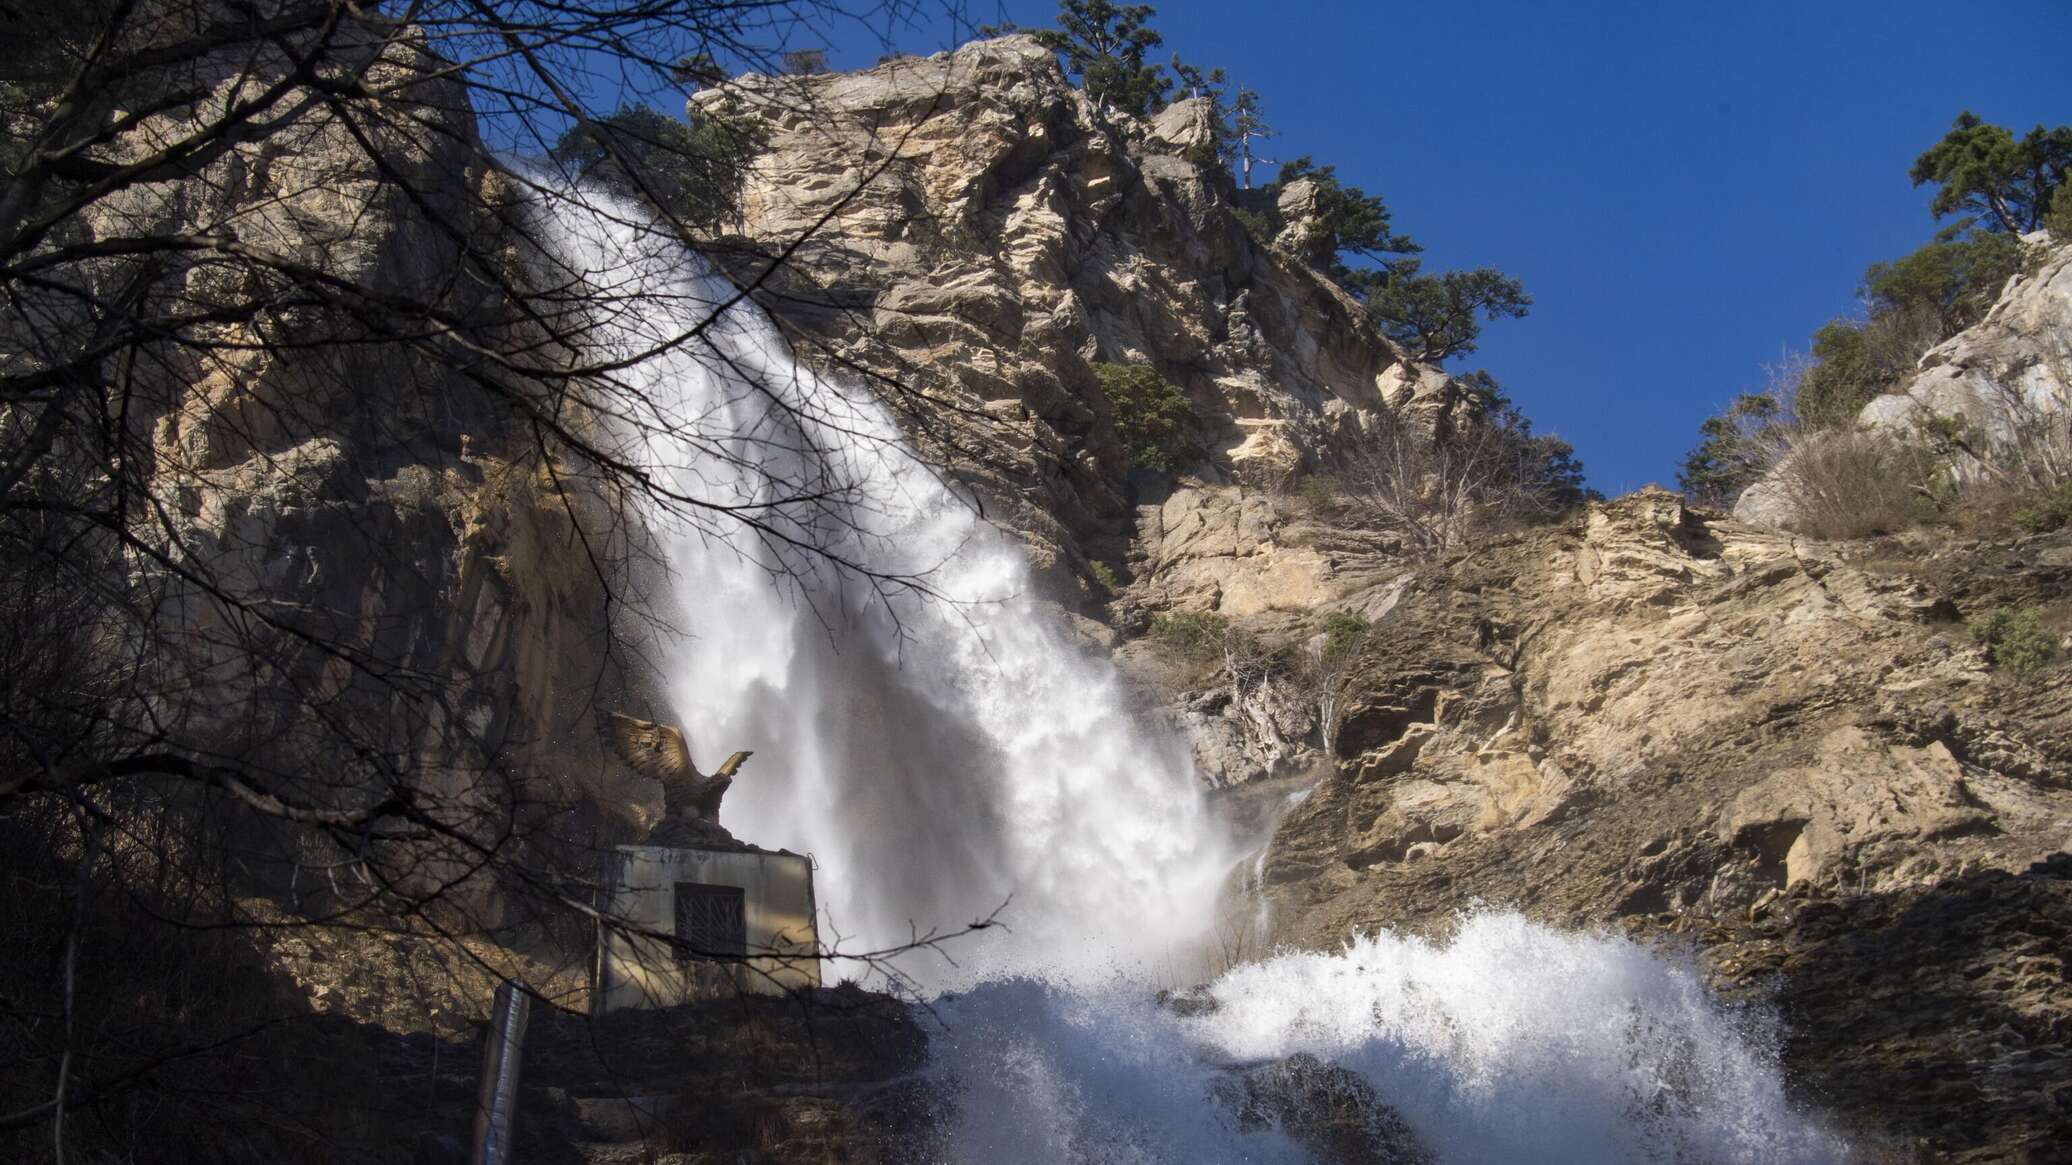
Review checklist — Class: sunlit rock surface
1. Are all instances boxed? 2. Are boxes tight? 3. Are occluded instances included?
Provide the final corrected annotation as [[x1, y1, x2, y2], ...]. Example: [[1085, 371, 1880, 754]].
[[696, 35, 1443, 604]]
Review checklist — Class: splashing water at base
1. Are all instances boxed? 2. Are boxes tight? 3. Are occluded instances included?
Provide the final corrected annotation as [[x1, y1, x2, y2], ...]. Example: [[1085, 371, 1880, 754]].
[[935, 914, 1847, 1163], [531, 192, 1845, 1161]]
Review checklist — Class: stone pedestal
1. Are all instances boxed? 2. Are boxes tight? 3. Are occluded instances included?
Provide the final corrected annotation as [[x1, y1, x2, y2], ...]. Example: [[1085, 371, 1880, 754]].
[[593, 843, 821, 1012]]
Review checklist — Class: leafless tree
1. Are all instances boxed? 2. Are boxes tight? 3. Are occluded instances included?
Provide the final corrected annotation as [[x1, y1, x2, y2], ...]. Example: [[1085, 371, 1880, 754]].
[[0, 1, 1000, 1158], [1333, 374, 1587, 559]]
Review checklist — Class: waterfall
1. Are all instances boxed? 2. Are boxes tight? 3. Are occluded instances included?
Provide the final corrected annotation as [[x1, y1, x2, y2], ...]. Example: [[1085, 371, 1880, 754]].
[[531, 191, 1846, 1162], [533, 189, 1234, 982]]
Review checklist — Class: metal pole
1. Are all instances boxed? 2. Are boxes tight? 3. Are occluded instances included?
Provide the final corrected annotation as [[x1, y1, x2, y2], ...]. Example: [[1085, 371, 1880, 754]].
[[469, 979, 530, 1165]]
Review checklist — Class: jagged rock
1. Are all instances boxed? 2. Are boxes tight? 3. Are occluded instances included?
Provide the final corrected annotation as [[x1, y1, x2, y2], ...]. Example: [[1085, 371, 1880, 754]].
[[1255, 488, 2072, 1158], [695, 35, 1431, 613], [1212, 1052, 1434, 1164], [1696, 861, 2072, 1158], [1147, 96, 1218, 154]]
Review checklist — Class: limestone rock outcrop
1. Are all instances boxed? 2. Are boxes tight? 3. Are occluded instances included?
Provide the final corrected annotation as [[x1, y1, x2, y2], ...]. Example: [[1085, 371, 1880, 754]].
[[1259, 487, 2072, 1156], [696, 36, 1438, 605], [32, 22, 2070, 1159], [1859, 234, 2072, 444], [38, 9, 644, 829]]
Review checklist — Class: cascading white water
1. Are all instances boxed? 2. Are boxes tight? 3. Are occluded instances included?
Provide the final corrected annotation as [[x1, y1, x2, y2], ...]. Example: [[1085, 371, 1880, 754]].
[[532, 191, 1846, 1162], [533, 189, 1234, 982]]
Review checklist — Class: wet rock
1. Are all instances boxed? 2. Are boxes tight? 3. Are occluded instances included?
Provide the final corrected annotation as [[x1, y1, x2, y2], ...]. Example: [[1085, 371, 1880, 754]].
[[1213, 1052, 1434, 1164]]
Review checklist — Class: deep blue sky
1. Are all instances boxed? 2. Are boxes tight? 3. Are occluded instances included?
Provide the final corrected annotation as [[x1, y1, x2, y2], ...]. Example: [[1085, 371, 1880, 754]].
[[825, 0, 2069, 492]]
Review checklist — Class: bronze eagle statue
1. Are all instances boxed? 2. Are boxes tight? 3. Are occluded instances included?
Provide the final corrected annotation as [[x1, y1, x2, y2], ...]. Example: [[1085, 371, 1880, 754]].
[[596, 711, 751, 825]]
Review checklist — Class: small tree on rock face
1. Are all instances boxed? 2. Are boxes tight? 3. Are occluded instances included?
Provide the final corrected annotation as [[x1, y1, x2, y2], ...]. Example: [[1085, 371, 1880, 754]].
[[1034, 0, 1169, 117], [1271, 156, 1421, 288], [1304, 611, 1371, 754], [1366, 261, 1532, 364], [1910, 112, 2072, 235], [1092, 361, 1194, 471], [1229, 86, 1275, 189], [550, 105, 764, 229], [1679, 392, 1787, 507]]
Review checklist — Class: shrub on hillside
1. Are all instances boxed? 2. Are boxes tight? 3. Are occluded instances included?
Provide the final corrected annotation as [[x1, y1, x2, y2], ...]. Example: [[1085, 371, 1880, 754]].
[[1231, 206, 1277, 245], [2012, 482, 2072, 534], [1318, 610, 1370, 663], [1970, 606, 2057, 674], [1148, 610, 1234, 662], [1794, 231, 2023, 430], [1339, 372, 1590, 557], [1093, 361, 1195, 471], [550, 104, 763, 229], [1770, 428, 1936, 540]]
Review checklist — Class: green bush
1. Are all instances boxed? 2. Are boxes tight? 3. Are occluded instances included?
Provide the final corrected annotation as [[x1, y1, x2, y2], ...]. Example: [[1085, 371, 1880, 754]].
[[1787, 229, 2022, 432], [1318, 610, 1370, 663], [1863, 228, 2021, 336], [2047, 183, 2072, 242], [1088, 560, 1120, 591], [1149, 610, 1233, 662], [1231, 206, 1277, 244], [550, 103, 764, 228], [1092, 361, 1195, 471], [2012, 482, 2072, 534], [1970, 606, 2058, 674], [1296, 473, 1342, 512]]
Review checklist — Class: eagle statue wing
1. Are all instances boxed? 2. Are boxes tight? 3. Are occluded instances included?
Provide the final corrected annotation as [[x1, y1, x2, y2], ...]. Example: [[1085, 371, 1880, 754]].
[[598, 711, 700, 783], [713, 750, 753, 779]]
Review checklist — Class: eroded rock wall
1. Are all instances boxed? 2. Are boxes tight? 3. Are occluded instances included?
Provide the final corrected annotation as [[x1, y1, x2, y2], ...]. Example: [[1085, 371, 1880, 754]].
[[54, 9, 643, 838], [1259, 487, 2072, 1156], [697, 36, 1445, 612]]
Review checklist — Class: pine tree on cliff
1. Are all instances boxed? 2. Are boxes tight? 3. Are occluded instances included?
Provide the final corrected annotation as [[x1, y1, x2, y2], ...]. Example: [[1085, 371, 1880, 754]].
[[1034, 0, 1170, 117], [1230, 85, 1274, 189], [1910, 112, 2072, 235], [1365, 261, 1533, 363], [1272, 156, 1420, 283]]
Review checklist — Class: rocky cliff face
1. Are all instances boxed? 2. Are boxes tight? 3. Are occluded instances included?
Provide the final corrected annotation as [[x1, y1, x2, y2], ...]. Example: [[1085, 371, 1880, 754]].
[[58, 14, 642, 830], [1259, 488, 2071, 1157], [698, 37, 1459, 794], [697, 36, 1446, 612]]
